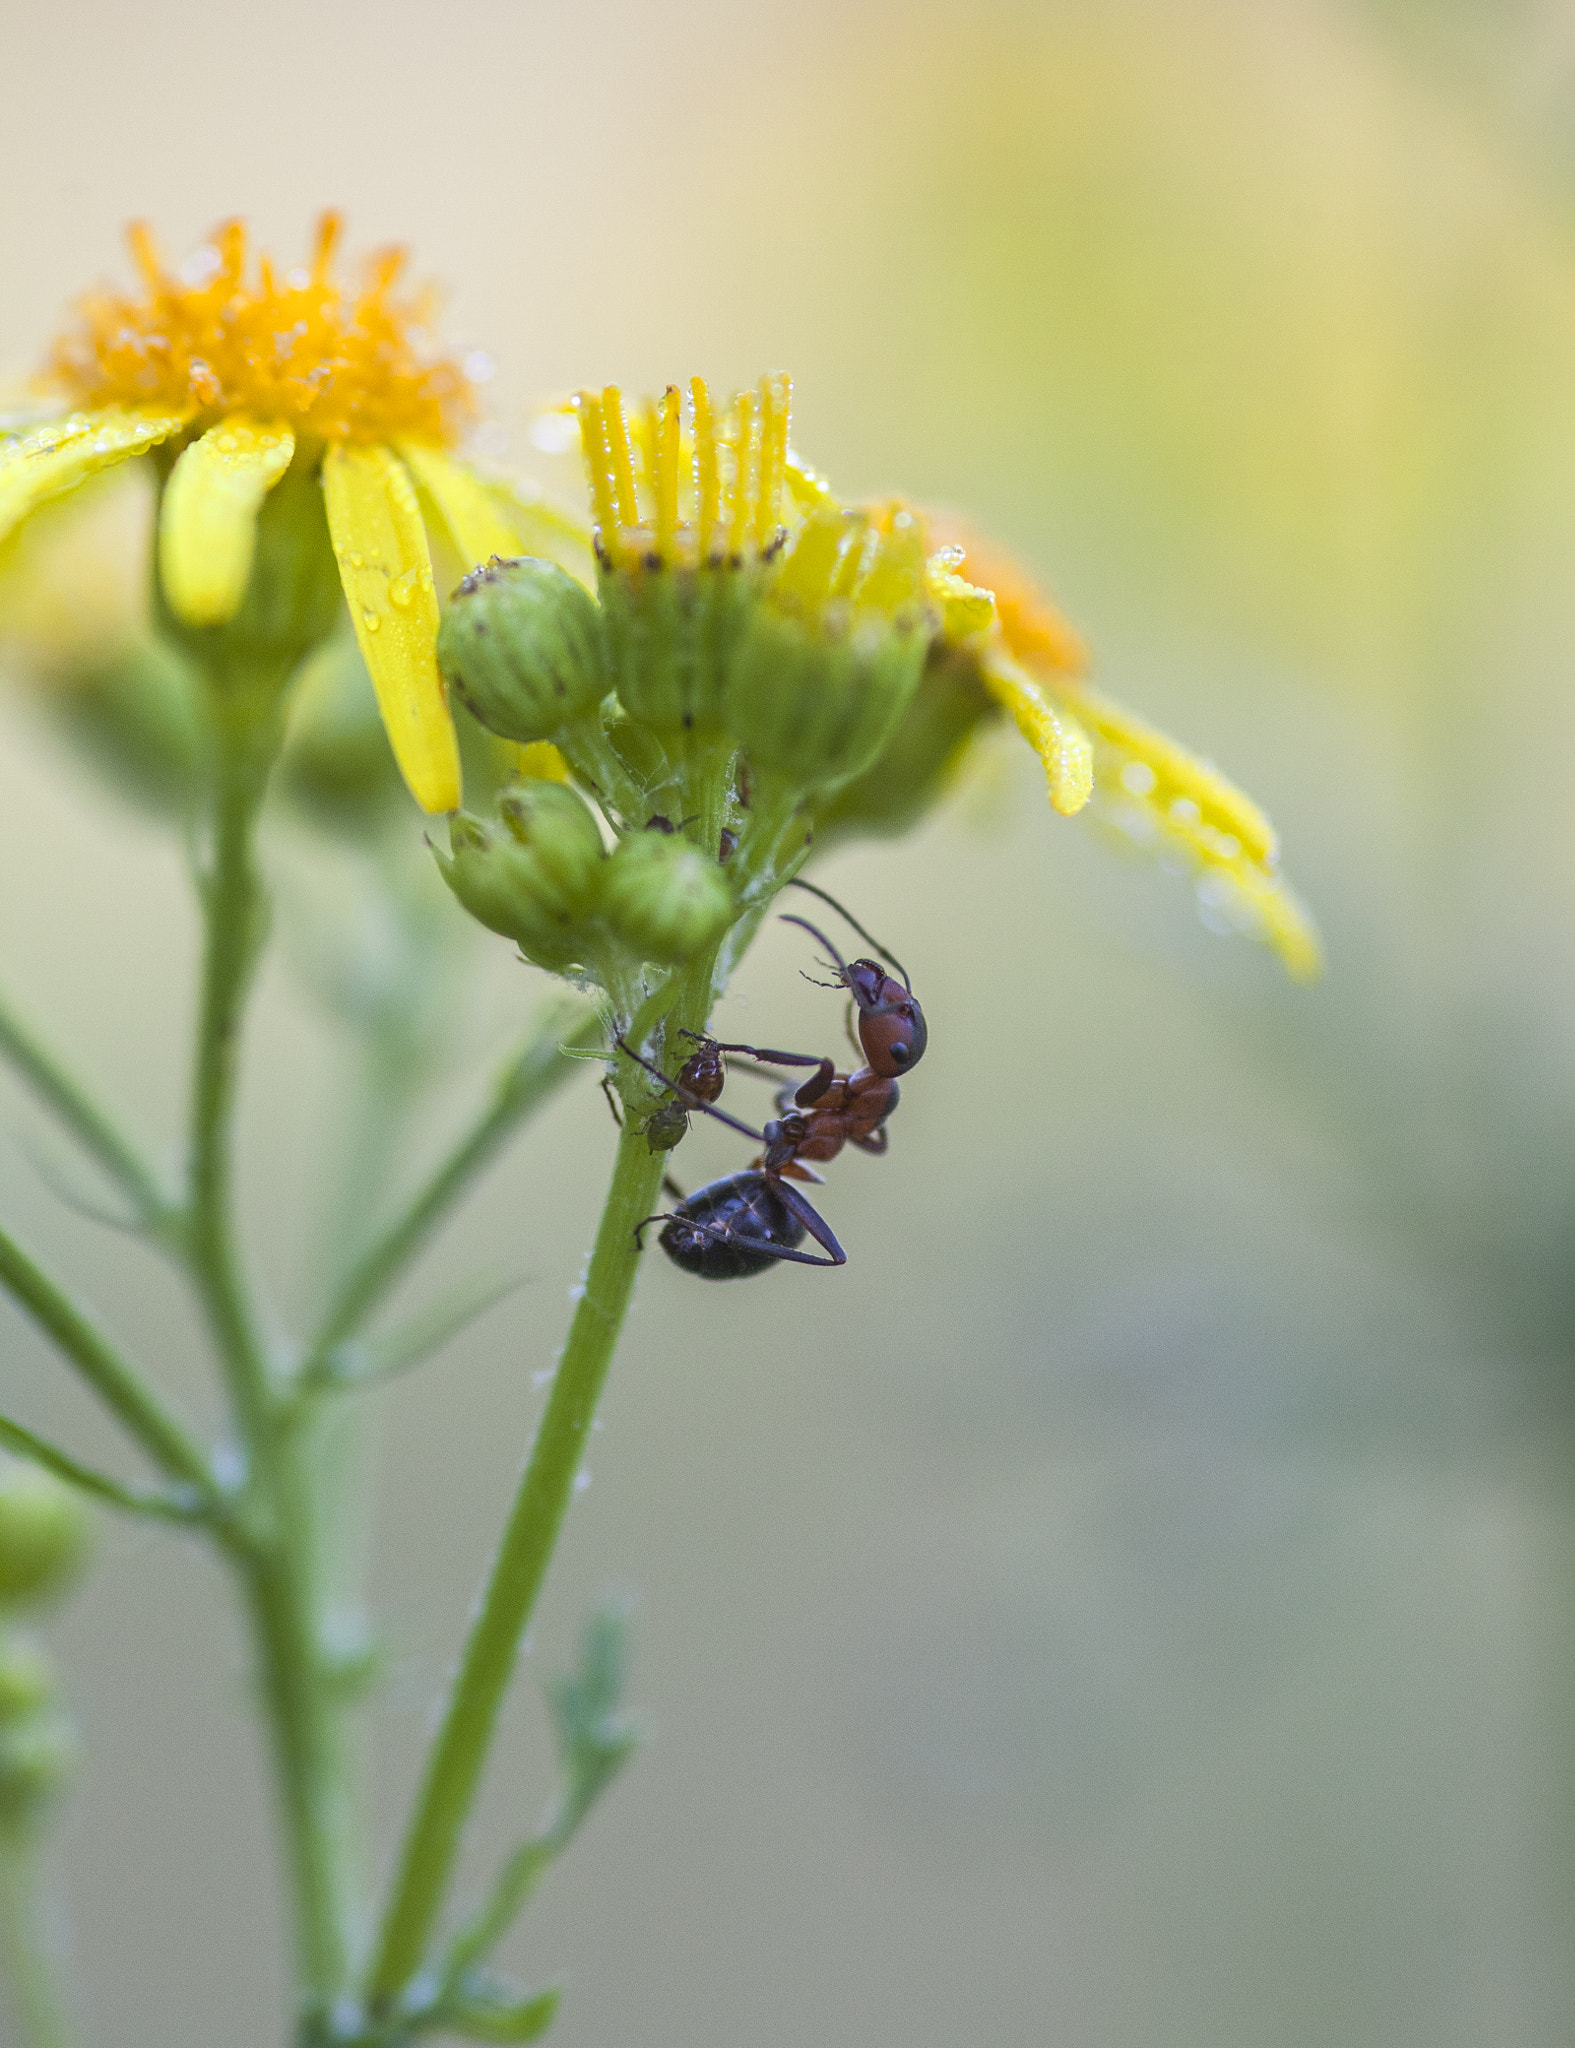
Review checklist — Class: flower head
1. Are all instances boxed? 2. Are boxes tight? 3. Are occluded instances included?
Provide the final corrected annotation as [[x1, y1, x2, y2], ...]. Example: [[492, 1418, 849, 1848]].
[[1, 214, 563, 812], [439, 369, 1317, 996]]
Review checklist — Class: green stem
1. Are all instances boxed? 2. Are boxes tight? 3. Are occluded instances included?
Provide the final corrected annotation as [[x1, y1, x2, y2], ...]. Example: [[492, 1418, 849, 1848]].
[[184, 681, 356, 2029], [185, 688, 277, 1436], [0, 1223, 210, 1490], [0, 989, 169, 1229], [0, 1828, 74, 2048], [365, 1118, 667, 2010], [305, 1002, 602, 1370]]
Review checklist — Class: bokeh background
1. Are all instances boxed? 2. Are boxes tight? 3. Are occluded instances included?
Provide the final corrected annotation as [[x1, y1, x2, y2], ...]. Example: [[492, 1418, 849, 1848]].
[[4, 0, 1575, 2041]]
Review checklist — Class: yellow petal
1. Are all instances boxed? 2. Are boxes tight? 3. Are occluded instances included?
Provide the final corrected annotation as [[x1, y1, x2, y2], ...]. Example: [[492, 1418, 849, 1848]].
[[511, 740, 572, 783], [322, 443, 460, 814], [395, 440, 521, 572], [1069, 682, 1278, 867], [483, 475, 595, 581], [1209, 865, 1324, 984], [927, 561, 997, 642], [784, 451, 837, 514], [157, 416, 295, 626], [0, 408, 187, 550], [977, 646, 1094, 816]]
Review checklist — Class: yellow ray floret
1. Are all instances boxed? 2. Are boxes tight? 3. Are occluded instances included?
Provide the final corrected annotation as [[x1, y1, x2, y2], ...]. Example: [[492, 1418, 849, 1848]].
[[976, 644, 1094, 817], [0, 409, 188, 552], [322, 444, 458, 814], [576, 376, 792, 569], [158, 417, 295, 626], [931, 518, 1319, 979], [396, 440, 521, 573]]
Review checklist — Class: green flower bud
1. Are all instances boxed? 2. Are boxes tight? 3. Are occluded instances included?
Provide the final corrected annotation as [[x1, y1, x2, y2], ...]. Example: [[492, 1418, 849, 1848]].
[[435, 782, 606, 969], [601, 829, 732, 965], [721, 509, 933, 795], [599, 561, 756, 739], [811, 639, 997, 851], [0, 1466, 90, 1614], [0, 1712, 74, 1827], [437, 557, 609, 744], [0, 1641, 55, 1727]]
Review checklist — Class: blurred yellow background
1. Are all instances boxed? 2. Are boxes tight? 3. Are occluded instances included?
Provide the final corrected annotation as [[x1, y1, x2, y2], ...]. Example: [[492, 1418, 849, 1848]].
[[5, 0, 1575, 2041]]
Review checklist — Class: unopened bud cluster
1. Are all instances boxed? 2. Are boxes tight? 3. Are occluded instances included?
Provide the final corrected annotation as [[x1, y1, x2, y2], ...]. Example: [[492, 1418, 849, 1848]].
[[0, 1464, 89, 1830], [432, 378, 953, 1022]]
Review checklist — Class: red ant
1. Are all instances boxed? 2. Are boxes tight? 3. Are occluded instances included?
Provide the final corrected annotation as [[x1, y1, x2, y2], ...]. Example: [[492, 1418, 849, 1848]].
[[620, 885, 926, 1278]]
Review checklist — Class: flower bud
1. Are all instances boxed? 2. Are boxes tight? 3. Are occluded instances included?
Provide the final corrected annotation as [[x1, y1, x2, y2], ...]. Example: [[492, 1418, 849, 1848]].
[[0, 1466, 90, 1614], [437, 557, 609, 744], [601, 829, 732, 965], [435, 782, 606, 970], [721, 509, 933, 794], [0, 1640, 55, 1727], [812, 640, 997, 851], [0, 1711, 75, 1827]]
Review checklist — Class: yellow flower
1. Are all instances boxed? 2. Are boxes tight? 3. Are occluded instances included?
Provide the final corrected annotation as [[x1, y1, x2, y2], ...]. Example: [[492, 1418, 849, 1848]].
[[921, 521, 1322, 982], [0, 213, 560, 813]]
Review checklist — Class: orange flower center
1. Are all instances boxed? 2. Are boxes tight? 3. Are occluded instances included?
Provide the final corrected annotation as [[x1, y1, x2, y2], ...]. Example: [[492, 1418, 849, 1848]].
[[44, 212, 478, 446]]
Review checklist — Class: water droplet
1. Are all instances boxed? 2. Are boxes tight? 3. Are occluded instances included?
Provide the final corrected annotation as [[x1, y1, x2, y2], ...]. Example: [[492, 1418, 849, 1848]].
[[348, 551, 364, 570], [388, 567, 419, 609], [361, 609, 381, 633]]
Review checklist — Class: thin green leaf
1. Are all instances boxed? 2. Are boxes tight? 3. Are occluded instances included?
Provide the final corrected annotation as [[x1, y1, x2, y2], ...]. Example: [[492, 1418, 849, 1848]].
[[436, 1981, 559, 2043], [323, 1264, 531, 1392], [0, 1414, 206, 1522]]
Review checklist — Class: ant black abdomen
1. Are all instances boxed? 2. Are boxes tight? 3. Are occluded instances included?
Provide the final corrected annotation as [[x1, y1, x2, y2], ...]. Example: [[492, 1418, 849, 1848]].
[[652, 1170, 808, 1280]]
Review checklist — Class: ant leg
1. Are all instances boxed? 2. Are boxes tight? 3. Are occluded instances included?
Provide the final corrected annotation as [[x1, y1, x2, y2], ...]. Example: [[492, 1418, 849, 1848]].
[[600, 1074, 624, 1129], [661, 1174, 687, 1203], [850, 1126, 889, 1156], [633, 1212, 672, 1250], [765, 1179, 848, 1267], [668, 1209, 846, 1269], [615, 1037, 770, 1146], [705, 1040, 835, 1106]]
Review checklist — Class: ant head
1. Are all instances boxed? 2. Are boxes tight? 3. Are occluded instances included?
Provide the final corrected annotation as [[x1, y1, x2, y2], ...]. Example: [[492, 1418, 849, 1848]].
[[844, 959, 927, 1076], [781, 913, 928, 1077]]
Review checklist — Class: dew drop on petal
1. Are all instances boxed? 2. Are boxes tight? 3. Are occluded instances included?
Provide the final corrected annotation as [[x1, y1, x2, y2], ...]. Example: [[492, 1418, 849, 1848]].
[[361, 609, 381, 632]]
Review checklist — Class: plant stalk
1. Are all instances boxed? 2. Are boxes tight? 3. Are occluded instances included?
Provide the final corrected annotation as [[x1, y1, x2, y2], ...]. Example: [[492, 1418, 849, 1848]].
[[184, 678, 358, 2030], [365, 1117, 667, 2009], [0, 1827, 74, 2048]]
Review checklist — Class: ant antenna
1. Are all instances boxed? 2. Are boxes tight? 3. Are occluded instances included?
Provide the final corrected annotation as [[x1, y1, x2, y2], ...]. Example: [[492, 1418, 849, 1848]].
[[783, 877, 912, 988], [779, 914, 853, 994]]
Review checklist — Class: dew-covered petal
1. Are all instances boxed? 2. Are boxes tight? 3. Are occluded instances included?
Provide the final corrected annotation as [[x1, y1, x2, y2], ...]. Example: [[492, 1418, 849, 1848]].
[[1070, 682, 1278, 867], [1199, 863, 1324, 984], [1077, 681, 1320, 980], [157, 416, 295, 626], [977, 647, 1094, 816], [395, 440, 521, 573], [322, 443, 459, 814], [0, 408, 187, 549]]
